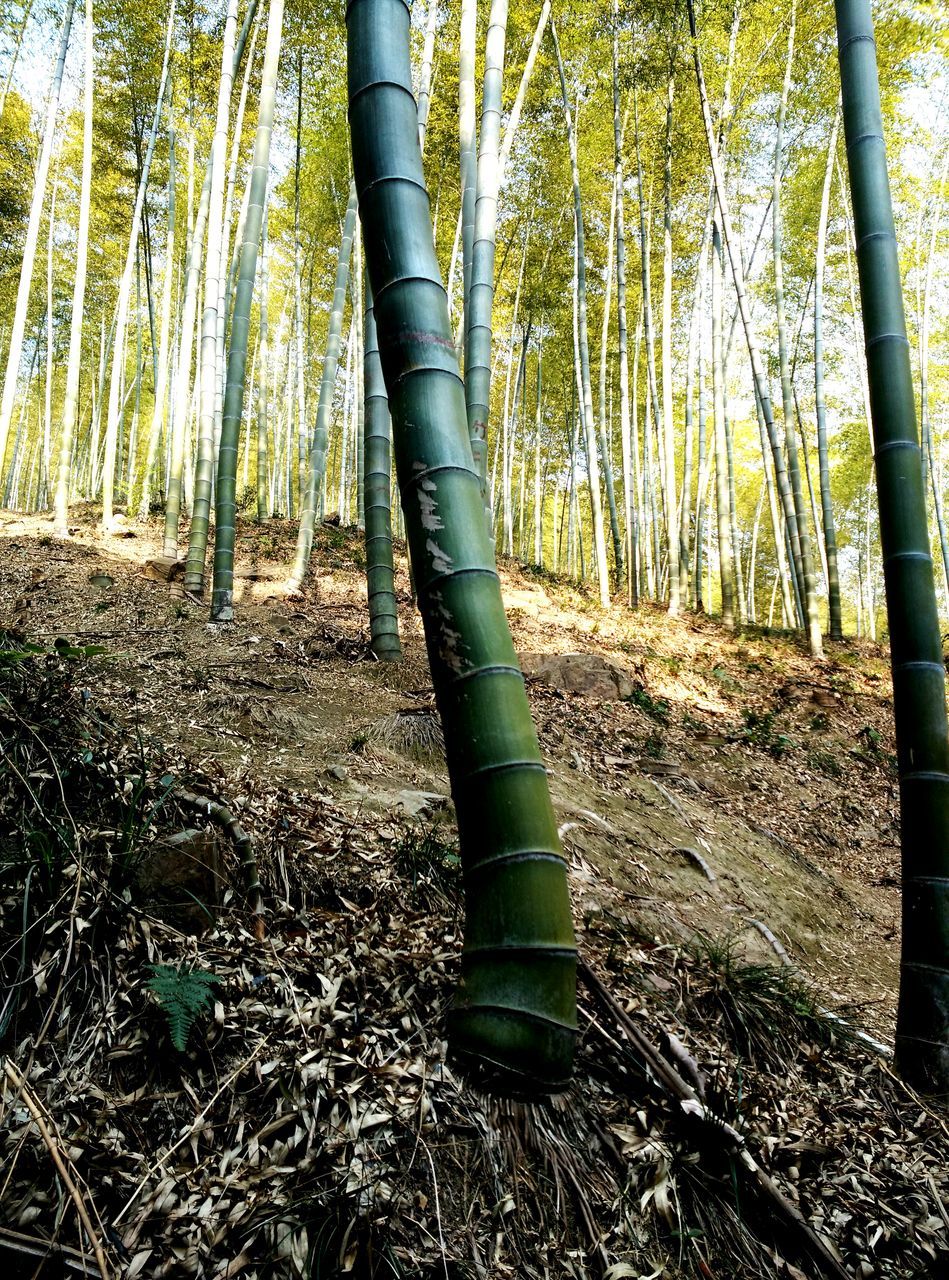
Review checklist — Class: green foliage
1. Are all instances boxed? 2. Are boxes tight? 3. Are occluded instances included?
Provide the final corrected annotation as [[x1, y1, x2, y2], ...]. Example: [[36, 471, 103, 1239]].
[[626, 682, 670, 724], [807, 748, 843, 778], [392, 823, 460, 897], [147, 963, 219, 1052], [689, 934, 839, 1070], [739, 708, 794, 757]]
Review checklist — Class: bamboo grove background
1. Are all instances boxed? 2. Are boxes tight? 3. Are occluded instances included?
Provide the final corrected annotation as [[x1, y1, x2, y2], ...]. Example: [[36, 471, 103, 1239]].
[[0, 0, 946, 639]]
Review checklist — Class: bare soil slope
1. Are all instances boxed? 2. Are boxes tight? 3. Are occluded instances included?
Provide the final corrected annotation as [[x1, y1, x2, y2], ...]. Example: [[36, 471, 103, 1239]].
[[0, 510, 943, 1280]]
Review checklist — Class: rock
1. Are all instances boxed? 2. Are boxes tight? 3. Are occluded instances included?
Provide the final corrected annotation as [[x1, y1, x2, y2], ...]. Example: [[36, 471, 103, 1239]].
[[327, 764, 349, 782], [133, 829, 221, 932], [144, 556, 183, 582], [394, 790, 451, 818], [519, 652, 634, 701], [88, 572, 113, 588]]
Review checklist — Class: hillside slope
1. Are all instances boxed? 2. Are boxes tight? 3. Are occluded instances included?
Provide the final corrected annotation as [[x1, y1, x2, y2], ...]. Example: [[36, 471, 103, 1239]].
[[0, 511, 944, 1280]]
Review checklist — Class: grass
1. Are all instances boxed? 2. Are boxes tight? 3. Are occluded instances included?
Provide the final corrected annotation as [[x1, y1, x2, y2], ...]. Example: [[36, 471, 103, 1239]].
[[687, 934, 842, 1072], [392, 821, 460, 898]]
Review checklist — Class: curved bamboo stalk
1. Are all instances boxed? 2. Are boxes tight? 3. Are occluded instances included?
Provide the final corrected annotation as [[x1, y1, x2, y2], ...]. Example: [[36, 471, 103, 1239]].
[[348, 0, 576, 1091], [835, 0, 949, 1092]]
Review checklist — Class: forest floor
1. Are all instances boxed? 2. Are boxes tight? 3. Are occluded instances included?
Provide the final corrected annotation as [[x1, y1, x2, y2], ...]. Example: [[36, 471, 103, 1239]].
[[0, 509, 945, 1280]]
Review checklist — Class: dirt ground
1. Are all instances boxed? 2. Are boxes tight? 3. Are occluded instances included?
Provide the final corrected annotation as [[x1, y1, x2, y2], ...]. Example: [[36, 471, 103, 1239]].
[[0, 507, 902, 1043]]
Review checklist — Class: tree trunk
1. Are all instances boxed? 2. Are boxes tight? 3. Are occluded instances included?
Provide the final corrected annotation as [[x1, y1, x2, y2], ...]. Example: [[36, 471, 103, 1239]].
[[102, 0, 176, 529], [464, 0, 508, 491], [286, 183, 358, 590], [52, 0, 92, 534], [0, 0, 74, 483], [553, 20, 611, 609], [349, 0, 576, 1092], [210, 0, 283, 621], [835, 0, 949, 1092]]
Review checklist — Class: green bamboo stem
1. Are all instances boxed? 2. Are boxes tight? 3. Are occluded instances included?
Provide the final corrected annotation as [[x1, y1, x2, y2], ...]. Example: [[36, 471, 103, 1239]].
[[464, 0, 508, 488], [552, 19, 611, 610], [52, 0, 93, 536], [348, 0, 576, 1092], [835, 0, 949, 1091], [772, 0, 822, 658], [285, 182, 358, 592], [363, 285, 401, 661], [210, 0, 284, 622], [184, 0, 239, 594], [814, 107, 844, 640]]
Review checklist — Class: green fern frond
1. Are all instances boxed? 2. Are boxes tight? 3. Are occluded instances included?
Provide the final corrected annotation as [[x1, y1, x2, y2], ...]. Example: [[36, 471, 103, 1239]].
[[147, 964, 219, 1051]]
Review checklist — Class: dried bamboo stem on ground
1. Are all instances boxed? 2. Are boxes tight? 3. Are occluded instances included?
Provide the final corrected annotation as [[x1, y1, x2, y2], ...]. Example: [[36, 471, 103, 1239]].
[[3, 1062, 112, 1280], [578, 960, 854, 1280]]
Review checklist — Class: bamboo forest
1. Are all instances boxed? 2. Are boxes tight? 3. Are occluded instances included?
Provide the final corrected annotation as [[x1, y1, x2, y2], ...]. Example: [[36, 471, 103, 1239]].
[[1, 0, 949, 1274]]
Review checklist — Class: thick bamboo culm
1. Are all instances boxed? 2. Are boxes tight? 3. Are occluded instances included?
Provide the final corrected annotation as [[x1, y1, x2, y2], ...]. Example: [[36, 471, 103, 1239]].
[[347, 0, 576, 1092]]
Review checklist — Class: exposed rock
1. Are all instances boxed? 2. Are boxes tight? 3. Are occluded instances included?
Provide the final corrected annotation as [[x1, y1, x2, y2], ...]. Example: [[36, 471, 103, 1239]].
[[350, 784, 453, 820], [327, 764, 349, 782], [134, 828, 221, 932], [144, 555, 183, 582], [519, 651, 634, 701]]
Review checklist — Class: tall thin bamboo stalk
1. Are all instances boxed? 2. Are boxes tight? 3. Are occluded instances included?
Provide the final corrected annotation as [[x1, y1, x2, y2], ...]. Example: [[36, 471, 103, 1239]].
[[52, 0, 92, 534], [286, 183, 359, 591], [464, 0, 508, 490], [363, 283, 401, 661], [184, 0, 239, 592], [814, 107, 844, 639], [552, 20, 611, 609], [210, 0, 284, 622], [687, 0, 810, 650], [101, 0, 176, 529], [0, 0, 74, 482], [138, 125, 176, 520]]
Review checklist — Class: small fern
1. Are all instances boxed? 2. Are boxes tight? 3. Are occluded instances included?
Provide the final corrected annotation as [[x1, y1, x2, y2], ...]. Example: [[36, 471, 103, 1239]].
[[147, 964, 219, 1051]]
